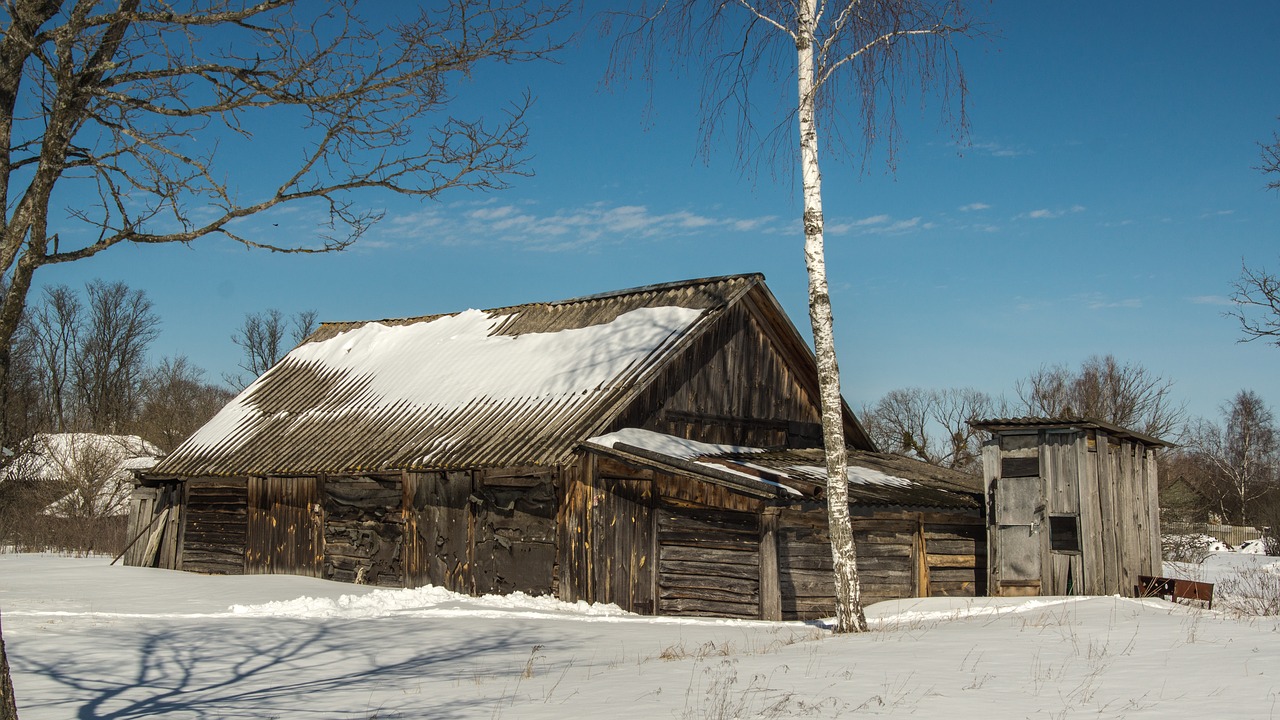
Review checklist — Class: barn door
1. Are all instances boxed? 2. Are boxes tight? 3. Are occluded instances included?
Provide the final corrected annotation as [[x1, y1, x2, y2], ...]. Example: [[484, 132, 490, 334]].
[[246, 476, 323, 577], [470, 469, 557, 596], [993, 475, 1044, 596], [406, 471, 472, 592]]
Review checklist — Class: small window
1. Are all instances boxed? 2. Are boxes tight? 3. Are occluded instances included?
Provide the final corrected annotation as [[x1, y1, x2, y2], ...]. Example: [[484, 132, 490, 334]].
[[1050, 515, 1081, 553]]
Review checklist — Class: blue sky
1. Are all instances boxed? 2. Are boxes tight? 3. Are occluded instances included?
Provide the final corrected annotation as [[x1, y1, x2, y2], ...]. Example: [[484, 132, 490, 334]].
[[34, 1, 1280, 427]]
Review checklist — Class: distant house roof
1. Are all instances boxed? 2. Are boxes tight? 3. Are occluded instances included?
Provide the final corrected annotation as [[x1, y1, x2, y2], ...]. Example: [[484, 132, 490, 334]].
[[152, 274, 874, 477], [586, 428, 980, 510], [3, 433, 163, 517], [969, 416, 1170, 448]]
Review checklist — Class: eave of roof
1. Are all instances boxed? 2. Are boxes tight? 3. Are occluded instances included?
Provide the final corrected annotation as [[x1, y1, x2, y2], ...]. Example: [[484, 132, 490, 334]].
[[970, 416, 1170, 448]]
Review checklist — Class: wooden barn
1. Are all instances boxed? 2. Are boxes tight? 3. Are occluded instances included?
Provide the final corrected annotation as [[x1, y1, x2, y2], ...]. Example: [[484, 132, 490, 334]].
[[970, 417, 1167, 598], [128, 274, 986, 619]]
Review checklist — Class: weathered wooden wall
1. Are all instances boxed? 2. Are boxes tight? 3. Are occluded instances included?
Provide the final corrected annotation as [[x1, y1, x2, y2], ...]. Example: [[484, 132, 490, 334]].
[[774, 507, 985, 621], [247, 476, 323, 578], [181, 477, 248, 574], [984, 428, 1160, 598], [557, 455, 656, 613], [123, 483, 184, 569], [563, 450, 984, 620], [324, 475, 403, 585], [609, 304, 829, 449], [406, 467, 558, 596], [657, 506, 761, 618]]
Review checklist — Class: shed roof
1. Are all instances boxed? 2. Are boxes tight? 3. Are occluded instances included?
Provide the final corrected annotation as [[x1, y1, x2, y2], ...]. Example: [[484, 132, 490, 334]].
[[152, 274, 871, 477], [587, 428, 980, 510], [969, 416, 1170, 448]]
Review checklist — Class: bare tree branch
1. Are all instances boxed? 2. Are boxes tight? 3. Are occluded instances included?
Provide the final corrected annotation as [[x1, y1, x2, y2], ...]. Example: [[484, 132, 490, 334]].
[[1229, 262, 1280, 346]]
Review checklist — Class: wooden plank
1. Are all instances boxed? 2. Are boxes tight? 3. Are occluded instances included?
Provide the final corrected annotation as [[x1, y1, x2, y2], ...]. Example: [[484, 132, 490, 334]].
[[1077, 430, 1105, 595], [1095, 432, 1120, 594], [759, 508, 780, 621], [926, 553, 980, 568]]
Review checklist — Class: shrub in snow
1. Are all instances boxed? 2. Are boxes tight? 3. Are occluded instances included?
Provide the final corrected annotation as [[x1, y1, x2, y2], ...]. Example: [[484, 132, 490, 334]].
[[1215, 562, 1280, 616], [1162, 534, 1231, 563]]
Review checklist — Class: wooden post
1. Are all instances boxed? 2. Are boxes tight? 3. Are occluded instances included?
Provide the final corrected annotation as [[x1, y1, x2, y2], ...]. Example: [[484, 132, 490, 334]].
[[915, 513, 930, 597], [980, 438, 1000, 595], [759, 507, 781, 620]]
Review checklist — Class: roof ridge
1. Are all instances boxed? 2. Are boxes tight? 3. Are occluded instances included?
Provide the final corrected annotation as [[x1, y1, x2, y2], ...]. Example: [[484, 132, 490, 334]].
[[314, 273, 764, 330]]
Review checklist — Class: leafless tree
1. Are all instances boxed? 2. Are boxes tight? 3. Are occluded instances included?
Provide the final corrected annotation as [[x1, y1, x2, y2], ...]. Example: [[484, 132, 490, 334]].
[[1183, 390, 1279, 525], [607, 0, 980, 632], [138, 355, 231, 453], [27, 285, 81, 431], [863, 387, 996, 473], [1228, 262, 1280, 347], [72, 281, 159, 432], [227, 308, 317, 387], [0, 0, 571, 449], [1015, 355, 1185, 441]]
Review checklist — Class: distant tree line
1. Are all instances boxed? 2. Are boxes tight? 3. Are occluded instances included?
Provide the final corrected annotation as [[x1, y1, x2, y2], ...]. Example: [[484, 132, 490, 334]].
[[863, 354, 1280, 546], [1, 280, 230, 453], [0, 278, 317, 560]]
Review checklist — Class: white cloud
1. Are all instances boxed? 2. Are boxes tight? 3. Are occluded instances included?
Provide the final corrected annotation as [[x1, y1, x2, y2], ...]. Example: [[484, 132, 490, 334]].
[[375, 201, 784, 251], [959, 203, 991, 212], [1027, 209, 1059, 219], [1190, 295, 1234, 306]]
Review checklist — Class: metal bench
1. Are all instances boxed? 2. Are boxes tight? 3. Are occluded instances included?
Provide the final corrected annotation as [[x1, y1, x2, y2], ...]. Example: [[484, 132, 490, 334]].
[[1136, 575, 1214, 610]]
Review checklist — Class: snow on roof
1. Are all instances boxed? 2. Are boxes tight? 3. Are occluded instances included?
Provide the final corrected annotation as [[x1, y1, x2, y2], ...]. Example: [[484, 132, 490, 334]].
[[155, 275, 761, 476], [587, 427, 764, 460], [585, 428, 979, 509]]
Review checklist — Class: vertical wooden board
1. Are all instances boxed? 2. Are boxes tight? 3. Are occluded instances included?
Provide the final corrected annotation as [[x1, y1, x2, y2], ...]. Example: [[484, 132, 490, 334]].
[[1117, 442, 1137, 595], [1051, 553, 1071, 595], [556, 460, 587, 603], [1059, 434, 1080, 515], [1077, 433, 1105, 595], [413, 471, 472, 594], [1095, 433, 1120, 594], [1144, 448, 1162, 575], [981, 439, 999, 595], [759, 508, 781, 620]]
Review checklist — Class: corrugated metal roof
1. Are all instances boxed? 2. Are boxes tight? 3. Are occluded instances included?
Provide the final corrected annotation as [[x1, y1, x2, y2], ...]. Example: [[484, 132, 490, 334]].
[[969, 416, 1170, 447], [584, 428, 980, 509], [151, 275, 761, 477]]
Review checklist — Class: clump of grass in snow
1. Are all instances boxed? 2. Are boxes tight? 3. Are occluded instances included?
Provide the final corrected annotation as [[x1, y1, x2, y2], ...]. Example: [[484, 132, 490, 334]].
[[1214, 565, 1280, 617]]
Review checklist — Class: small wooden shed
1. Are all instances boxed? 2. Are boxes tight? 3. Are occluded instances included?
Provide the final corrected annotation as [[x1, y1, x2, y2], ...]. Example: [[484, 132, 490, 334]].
[[127, 274, 986, 619], [969, 417, 1167, 598]]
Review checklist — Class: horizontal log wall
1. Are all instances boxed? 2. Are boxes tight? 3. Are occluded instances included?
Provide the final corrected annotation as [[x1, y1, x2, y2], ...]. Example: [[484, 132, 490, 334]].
[[921, 515, 986, 597], [657, 507, 761, 618], [181, 478, 248, 575]]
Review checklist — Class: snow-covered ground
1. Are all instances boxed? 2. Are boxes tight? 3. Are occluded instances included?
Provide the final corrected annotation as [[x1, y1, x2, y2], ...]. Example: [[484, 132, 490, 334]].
[[3, 552, 1279, 719]]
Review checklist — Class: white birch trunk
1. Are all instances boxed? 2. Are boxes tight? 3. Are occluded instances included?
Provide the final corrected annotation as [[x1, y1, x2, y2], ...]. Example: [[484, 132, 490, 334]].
[[796, 0, 867, 634]]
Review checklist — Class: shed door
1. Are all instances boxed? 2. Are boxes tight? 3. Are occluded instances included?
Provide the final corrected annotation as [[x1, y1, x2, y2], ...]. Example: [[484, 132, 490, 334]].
[[246, 476, 323, 577], [993, 475, 1043, 595]]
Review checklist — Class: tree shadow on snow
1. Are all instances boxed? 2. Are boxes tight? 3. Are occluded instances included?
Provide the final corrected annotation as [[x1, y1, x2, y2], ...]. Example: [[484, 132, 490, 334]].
[[15, 617, 553, 719]]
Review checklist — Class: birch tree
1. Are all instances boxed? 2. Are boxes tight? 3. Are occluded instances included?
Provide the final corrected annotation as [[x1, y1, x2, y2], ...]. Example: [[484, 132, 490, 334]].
[[609, 1, 977, 633], [0, 0, 569, 709]]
